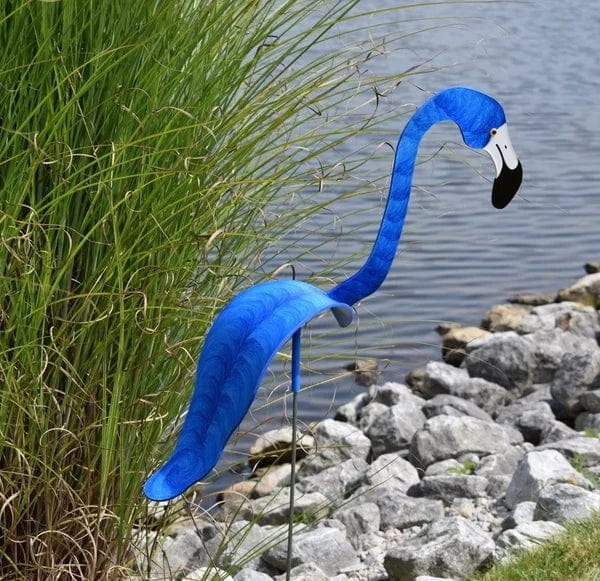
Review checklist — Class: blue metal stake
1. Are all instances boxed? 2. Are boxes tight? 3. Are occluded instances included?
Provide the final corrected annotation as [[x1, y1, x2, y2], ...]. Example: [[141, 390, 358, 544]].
[[286, 329, 302, 580]]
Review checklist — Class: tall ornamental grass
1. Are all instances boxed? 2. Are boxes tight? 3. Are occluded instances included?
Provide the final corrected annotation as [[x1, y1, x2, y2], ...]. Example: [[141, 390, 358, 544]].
[[0, 0, 432, 577]]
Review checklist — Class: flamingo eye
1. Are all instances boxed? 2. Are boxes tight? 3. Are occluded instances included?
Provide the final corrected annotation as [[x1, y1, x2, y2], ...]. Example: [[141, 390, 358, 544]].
[[490, 128, 498, 137]]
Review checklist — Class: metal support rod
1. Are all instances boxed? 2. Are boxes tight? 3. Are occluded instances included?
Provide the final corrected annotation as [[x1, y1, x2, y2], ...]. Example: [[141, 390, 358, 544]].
[[286, 329, 302, 581]]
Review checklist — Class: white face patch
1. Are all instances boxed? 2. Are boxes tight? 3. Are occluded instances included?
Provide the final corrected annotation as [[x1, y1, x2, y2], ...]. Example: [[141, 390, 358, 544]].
[[484, 123, 520, 176]]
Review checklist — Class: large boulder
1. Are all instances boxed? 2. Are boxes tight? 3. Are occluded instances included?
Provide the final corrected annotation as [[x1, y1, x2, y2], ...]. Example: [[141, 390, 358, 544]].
[[575, 412, 600, 432], [494, 521, 565, 563], [437, 325, 491, 366], [504, 450, 593, 508], [369, 382, 424, 407], [483, 301, 600, 337], [184, 567, 234, 581], [495, 399, 556, 444], [557, 272, 600, 307], [410, 415, 512, 468], [249, 427, 314, 468], [262, 526, 360, 576], [364, 452, 420, 492], [550, 349, 600, 418], [421, 361, 509, 414], [465, 331, 536, 390], [234, 570, 273, 581], [300, 419, 370, 475], [421, 393, 492, 422], [360, 401, 426, 458], [474, 446, 527, 480], [334, 502, 381, 548], [384, 516, 494, 580], [466, 329, 600, 392], [537, 435, 600, 466], [579, 389, 600, 413], [143, 518, 214, 579], [242, 487, 329, 526], [298, 458, 368, 501], [530, 302, 600, 338], [361, 487, 444, 531], [533, 483, 600, 523], [481, 303, 533, 333], [411, 474, 489, 504]]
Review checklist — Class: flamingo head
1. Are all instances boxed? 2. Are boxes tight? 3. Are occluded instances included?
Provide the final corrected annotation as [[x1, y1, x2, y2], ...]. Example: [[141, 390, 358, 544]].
[[483, 123, 523, 209], [435, 87, 523, 209]]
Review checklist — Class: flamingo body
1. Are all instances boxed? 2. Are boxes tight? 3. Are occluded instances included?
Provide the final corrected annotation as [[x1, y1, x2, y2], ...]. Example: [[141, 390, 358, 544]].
[[144, 280, 353, 501], [144, 87, 522, 502]]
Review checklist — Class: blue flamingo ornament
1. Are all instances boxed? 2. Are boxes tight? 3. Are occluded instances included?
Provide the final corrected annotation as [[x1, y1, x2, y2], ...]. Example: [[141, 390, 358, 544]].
[[144, 86, 522, 503]]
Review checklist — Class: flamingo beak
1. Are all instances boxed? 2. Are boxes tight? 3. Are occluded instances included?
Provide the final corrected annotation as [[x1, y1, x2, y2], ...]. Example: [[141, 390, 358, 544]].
[[484, 123, 523, 209]]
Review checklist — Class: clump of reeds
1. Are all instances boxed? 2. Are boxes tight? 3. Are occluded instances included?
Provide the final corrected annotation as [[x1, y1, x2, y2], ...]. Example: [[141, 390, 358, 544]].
[[0, 0, 429, 577]]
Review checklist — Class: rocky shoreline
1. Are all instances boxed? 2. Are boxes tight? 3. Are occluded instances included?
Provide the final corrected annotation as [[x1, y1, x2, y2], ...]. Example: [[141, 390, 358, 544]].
[[139, 267, 600, 581]]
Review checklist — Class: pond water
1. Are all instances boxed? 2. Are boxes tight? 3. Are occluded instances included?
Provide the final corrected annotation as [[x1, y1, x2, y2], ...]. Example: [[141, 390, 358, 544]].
[[210, 0, 600, 488]]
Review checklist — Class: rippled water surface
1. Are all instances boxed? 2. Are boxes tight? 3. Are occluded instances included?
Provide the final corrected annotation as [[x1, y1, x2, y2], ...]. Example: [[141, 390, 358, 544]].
[[215, 0, 600, 482]]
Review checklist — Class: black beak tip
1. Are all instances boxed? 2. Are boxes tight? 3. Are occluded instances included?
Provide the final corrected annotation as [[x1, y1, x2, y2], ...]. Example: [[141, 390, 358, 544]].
[[492, 161, 523, 209]]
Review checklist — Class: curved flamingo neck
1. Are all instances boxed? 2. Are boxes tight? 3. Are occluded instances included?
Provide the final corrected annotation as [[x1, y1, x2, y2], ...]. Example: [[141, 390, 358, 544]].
[[327, 95, 451, 307]]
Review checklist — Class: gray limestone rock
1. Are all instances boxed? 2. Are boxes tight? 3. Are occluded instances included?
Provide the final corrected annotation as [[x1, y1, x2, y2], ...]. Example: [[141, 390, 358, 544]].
[[494, 521, 566, 563], [504, 449, 593, 509], [361, 401, 426, 458], [439, 325, 491, 366], [298, 457, 368, 501], [364, 452, 420, 492], [421, 361, 509, 414], [410, 415, 512, 468], [411, 474, 489, 504], [301, 419, 370, 475], [274, 562, 350, 581], [537, 436, 600, 466], [550, 349, 600, 418], [383, 516, 494, 580], [557, 272, 600, 307], [234, 570, 273, 581], [575, 412, 600, 433], [538, 421, 579, 444], [144, 519, 211, 579], [534, 483, 600, 523], [334, 502, 381, 548], [425, 458, 465, 477], [249, 427, 314, 468], [184, 568, 233, 581], [358, 401, 389, 432], [473, 446, 526, 479], [422, 394, 492, 422], [242, 487, 329, 526], [211, 520, 271, 571], [464, 331, 535, 390], [494, 400, 555, 444], [334, 392, 370, 425], [252, 464, 292, 499], [508, 292, 555, 306], [579, 389, 600, 413], [501, 501, 537, 530], [466, 329, 598, 392], [481, 303, 533, 333], [360, 486, 444, 530], [262, 526, 360, 576], [525, 302, 600, 338], [369, 382, 424, 407]]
